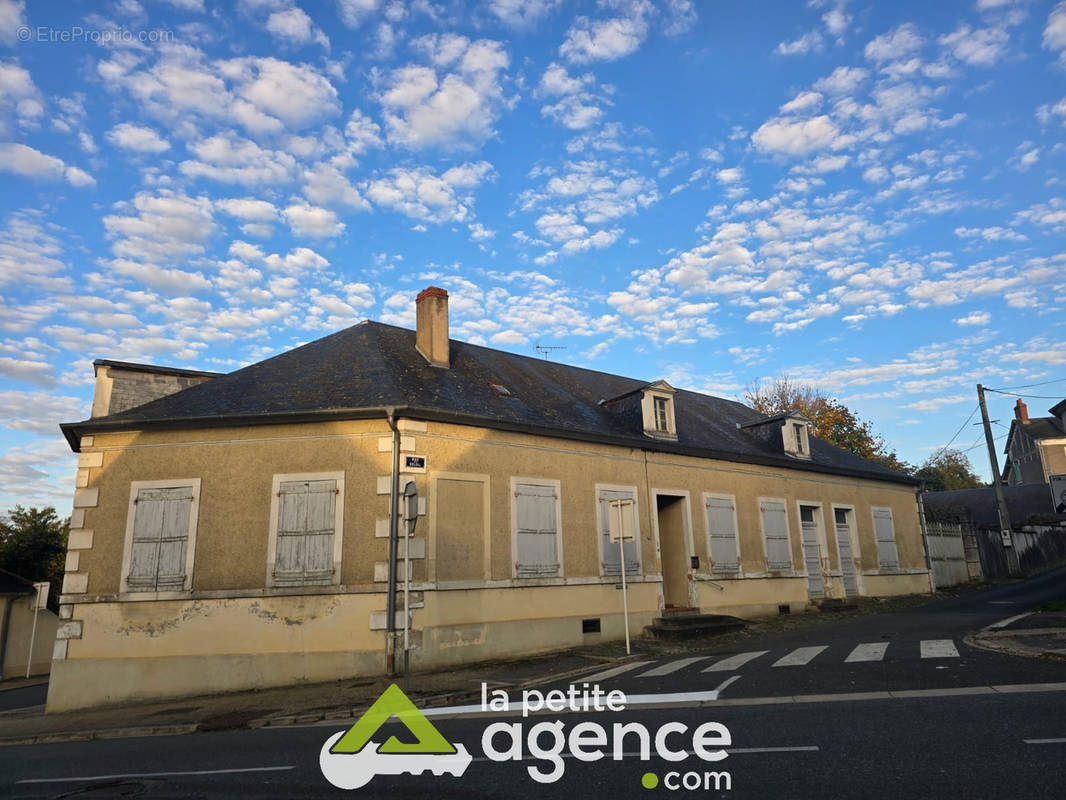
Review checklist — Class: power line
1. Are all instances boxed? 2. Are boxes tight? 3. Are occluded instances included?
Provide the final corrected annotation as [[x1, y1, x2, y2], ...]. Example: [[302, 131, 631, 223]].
[[984, 388, 1063, 400], [929, 405, 978, 461], [989, 377, 1066, 391]]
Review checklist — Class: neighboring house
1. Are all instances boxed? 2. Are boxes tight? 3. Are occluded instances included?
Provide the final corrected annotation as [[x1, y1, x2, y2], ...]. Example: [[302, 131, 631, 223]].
[[1002, 399, 1066, 486], [51, 286, 929, 711], [0, 569, 58, 680]]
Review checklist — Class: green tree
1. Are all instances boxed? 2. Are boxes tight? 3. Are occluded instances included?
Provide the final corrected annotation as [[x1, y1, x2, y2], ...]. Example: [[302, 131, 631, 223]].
[[914, 449, 985, 492], [0, 506, 69, 607], [745, 377, 911, 473]]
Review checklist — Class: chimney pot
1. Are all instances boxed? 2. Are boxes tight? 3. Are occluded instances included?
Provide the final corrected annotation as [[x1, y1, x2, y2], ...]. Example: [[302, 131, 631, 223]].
[[415, 286, 449, 368], [1015, 398, 1029, 424]]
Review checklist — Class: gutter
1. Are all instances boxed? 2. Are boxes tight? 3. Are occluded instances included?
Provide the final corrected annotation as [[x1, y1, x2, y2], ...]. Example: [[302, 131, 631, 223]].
[[0, 597, 12, 680], [916, 486, 936, 592]]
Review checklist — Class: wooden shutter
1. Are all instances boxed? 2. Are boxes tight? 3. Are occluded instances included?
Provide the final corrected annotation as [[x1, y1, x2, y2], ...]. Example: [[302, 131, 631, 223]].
[[599, 489, 639, 576], [873, 509, 899, 570], [706, 497, 739, 573], [276, 479, 336, 581], [128, 487, 192, 590], [515, 483, 559, 578], [760, 500, 792, 570]]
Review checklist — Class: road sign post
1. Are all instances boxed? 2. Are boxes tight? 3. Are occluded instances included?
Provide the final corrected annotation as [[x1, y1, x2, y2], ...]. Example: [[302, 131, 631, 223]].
[[607, 499, 636, 655]]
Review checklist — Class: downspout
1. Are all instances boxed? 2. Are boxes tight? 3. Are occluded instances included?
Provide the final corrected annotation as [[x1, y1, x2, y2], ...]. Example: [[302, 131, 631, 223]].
[[916, 486, 936, 593], [0, 597, 12, 680], [385, 408, 401, 675]]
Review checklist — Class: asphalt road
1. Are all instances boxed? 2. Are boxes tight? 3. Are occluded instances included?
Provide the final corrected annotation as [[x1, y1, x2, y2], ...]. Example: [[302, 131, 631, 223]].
[[1, 570, 1063, 799]]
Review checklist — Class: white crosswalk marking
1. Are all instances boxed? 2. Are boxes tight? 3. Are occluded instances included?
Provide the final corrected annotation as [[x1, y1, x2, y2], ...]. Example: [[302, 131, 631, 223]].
[[582, 661, 653, 682], [845, 642, 889, 663], [772, 646, 828, 667], [920, 639, 960, 658], [638, 657, 708, 677], [703, 651, 769, 672]]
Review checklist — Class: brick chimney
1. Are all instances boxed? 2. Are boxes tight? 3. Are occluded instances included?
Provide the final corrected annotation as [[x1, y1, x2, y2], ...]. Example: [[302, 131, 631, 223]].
[[415, 286, 449, 368], [1015, 398, 1029, 424]]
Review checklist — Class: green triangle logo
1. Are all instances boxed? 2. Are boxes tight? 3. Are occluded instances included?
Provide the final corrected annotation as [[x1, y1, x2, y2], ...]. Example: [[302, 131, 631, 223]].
[[329, 684, 457, 755]]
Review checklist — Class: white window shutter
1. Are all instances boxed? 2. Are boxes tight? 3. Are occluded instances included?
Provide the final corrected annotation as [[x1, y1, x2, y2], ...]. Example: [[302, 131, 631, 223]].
[[128, 487, 192, 590], [599, 489, 639, 576], [516, 483, 559, 578], [873, 509, 898, 569], [761, 501, 792, 570], [276, 480, 336, 581], [706, 497, 739, 572]]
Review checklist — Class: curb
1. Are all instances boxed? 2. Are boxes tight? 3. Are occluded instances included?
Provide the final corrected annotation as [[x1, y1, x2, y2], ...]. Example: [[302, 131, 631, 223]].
[[0, 723, 198, 747], [965, 631, 1066, 660]]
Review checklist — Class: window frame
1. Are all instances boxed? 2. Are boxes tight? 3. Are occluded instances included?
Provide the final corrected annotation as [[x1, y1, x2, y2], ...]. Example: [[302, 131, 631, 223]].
[[510, 477, 564, 580], [595, 483, 642, 578], [120, 478, 201, 596], [266, 471, 345, 588], [703, 492, 741, 575]]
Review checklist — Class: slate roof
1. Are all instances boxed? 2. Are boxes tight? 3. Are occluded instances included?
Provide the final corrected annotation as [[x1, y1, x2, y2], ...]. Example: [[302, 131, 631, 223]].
[[1002, 415, 1066, 456], [62, 321, 917, 485], [922, 483, 1059, 528], [0, 568, 33, 596]]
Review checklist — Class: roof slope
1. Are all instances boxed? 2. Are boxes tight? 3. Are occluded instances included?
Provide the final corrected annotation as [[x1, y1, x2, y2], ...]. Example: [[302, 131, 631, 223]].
[[63, 321, 916, 485]]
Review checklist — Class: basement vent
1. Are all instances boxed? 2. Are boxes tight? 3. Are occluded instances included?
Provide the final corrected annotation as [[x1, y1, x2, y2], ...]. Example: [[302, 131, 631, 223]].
[[778, 604, 791, 615], [582, 618, 601, 634], [489, 382, 512, 397]]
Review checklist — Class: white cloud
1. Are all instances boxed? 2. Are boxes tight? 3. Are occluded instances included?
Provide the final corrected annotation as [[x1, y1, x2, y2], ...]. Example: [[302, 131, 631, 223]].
[[215, 197, 279, 222], [0, 61, 43, 133], [780, 91, 823, 114], [265, 7, 330, 49], [1044, 2, 1066, 56], [180, 132, 297, 185], [0, 0, 27, 47], [378, 35, 510, 149], [716, 167, 743, 184], [939, 24, 1009, 65], [488, 0, 560, 28], [954, 310, 991, 326], [107, 122, 172, 153], [0, 390, 85, 434], [337, 0, 380, 27], [0, 143, 95, 187], [864, 23, 924, 63], [751, 115, 841, 156], [364, 161, 494, 223], [0, 211, 69, 289], [813, 65, 868, 94], [775, 30, 823, 56], [303, 162, 371, 210], [103, 190, 216, 266], [560, 11, 649, 64], [283, 202, 346, 238]]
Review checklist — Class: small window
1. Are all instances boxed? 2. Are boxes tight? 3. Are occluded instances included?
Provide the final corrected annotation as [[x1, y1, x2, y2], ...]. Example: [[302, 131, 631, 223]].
[[513, 480, 562, 578], [268, 472, 344, 586], [490, 382, 512, 397], [872, 508, 899, 570], [582, 618, 601, 634], [122, 479, 200, 594], [654, 397, 670, 432], [793, 423, 805, 453]]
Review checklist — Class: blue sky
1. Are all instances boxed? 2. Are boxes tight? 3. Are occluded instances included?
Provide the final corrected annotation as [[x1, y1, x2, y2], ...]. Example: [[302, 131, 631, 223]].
[[1, 0, 1064, 511]]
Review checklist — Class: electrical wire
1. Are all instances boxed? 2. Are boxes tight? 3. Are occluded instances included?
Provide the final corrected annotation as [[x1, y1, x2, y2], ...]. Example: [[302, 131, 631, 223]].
[[929, 405, 979, 461], [989, 377, 1066, 391], [984, 388, 1063, 400]]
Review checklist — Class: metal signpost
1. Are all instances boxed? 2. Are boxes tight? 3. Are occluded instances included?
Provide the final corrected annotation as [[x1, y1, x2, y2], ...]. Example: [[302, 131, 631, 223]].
[[26, 582, 48, 679], [402, 480, 419, 688], [607, 498, 636, 655]]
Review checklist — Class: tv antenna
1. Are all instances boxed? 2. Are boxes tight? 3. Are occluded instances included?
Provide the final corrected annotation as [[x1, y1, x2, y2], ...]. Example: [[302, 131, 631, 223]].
[[535, 342, 567, 360]]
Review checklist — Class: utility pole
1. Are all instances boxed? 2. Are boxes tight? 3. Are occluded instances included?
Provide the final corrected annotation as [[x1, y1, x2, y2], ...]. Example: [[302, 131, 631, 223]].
[[976, 384, 1021, 577]]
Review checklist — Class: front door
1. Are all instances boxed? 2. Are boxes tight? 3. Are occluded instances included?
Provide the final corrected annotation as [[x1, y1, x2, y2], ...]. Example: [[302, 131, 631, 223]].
[[656, 494, 690, 608], [834, 508, 858, 597], [800, 505, 824, 600]]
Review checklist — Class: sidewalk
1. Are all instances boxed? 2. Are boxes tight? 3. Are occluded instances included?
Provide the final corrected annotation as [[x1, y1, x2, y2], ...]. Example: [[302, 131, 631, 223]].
[[968, 611, 1066, 659]]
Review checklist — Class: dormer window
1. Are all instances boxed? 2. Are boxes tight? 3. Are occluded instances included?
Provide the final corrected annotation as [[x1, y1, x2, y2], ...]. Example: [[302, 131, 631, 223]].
[[640, 380, 677, 440], [654, 397, 670, 433], [784, 419, 810, 459]]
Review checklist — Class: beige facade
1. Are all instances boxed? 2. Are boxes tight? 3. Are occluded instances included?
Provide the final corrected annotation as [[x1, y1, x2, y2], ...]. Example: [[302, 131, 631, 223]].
[[1, 593, 57, 680], [50, 414, 929, 711]]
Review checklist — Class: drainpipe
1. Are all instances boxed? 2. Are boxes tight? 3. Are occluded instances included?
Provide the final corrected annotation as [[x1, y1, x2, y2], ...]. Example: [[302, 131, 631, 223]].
[[385, 408, 401, 675], [916, 487, 936, 592]]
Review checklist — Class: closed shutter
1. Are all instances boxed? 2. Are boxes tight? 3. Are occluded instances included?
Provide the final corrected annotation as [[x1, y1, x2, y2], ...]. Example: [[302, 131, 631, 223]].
[[873, 509, 899, 570], [275, 480, 336, 581], [599, 489, 639, 576], [515, 483, 559, 578], [760, 500, 792, 570], [128, 487, 193, 590], [706, 497, 739, 573]]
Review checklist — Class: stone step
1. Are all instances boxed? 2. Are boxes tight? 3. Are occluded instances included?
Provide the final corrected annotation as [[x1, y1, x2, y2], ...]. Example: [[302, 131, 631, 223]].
[[643, 614, 747, 641]]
